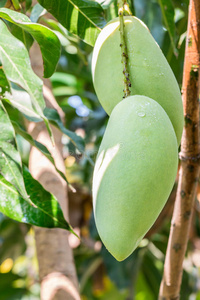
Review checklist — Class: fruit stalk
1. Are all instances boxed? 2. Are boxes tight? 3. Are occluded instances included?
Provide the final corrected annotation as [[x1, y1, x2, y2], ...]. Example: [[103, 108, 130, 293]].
[[118, 0, 131, 98], [159, 0, 200, 298]]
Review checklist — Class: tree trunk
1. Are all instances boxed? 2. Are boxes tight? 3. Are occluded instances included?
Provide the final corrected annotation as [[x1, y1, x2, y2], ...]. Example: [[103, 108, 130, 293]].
[[28, 42, 80, 300], [159, 0, 200, 298]]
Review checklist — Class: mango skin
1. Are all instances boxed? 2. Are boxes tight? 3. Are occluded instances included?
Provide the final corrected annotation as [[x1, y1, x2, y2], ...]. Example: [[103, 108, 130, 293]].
[[92, 16, 184, 145], [92, 95, 178, 261]]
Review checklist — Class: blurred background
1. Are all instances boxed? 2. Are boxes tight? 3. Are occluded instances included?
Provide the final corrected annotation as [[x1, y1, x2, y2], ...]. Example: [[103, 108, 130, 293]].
[[1, 0, 200, 299]]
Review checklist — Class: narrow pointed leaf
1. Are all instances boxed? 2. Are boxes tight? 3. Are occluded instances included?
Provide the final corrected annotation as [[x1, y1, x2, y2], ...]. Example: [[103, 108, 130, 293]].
[[8, 22, 34, 50], [37, 0, 106, 46], [0, 19, 44, 113], [0, 167, 75, 233], [3, 88, 42, 122], [158, 0, 177, 55], [0, 20, 53, 141], [0, 8, 61, 77], [12, 0, 21, 10], [25, 0, 32, 11], [12, 121, 70, 185], [44, 107, 85, 153], [0, 68, 10, 96], [0, 101, 29, 201]]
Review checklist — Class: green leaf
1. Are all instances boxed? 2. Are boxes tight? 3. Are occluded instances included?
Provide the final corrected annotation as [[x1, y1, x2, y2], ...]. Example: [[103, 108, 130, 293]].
[[3, 87, 42, 122], [102, 247, 142, 289], [96, 0, 115, 9], [44, 107, 85, 153], [37, 0, 106, 46], [136, 272, 155, 300], [53, 86, 78, 96], [0, 167, 75, 233], [51, 72, 78, 87], [0, 0, 7, 8], [0, 68, 10, 96], [0, 19, 44, 112], [12, 0, 21, 10], [141, 251, 162, 297], [0, 101, 29, 201], [25, 0, 32, 11], [0, 8, 61, 78], [0, 20, 53, 141], [44, 107, 94, 166], [12, 121, 72, 187], [157, 0, 177, 55], [8, 22, 34, 50]]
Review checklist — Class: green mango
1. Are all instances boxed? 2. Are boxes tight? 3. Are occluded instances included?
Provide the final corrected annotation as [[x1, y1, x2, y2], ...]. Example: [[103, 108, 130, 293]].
[[92, 16, 184, 145], [93, 95, 178, 261]]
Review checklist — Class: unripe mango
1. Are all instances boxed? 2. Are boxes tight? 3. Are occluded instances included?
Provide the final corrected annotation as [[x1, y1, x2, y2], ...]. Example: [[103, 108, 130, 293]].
[[92, 95, 178, 261], [92, 16, 184, 145]]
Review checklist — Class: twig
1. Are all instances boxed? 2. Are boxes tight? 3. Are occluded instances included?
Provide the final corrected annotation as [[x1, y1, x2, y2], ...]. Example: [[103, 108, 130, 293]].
[[118, 0, 131, 98], [159, 0, 200, 299]]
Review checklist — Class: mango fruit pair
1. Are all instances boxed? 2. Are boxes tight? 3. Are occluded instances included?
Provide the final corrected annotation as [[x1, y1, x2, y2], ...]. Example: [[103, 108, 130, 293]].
[[92, 17, 183, 261]]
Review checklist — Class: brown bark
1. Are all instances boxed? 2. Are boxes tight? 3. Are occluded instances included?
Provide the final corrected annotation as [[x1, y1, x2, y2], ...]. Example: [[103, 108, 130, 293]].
[[159, 1, 200, 299], [28, 42, 80, 300]]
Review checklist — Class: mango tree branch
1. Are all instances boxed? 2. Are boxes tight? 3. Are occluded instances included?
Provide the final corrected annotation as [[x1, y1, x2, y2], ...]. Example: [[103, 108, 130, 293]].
[[118, 0, 131, 98], [159, 0, 200, 299]]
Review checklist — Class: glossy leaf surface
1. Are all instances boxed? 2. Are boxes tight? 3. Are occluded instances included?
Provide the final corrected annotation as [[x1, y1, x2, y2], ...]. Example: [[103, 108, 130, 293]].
[[0, 20, 53, 139], [44, 107, 85, 153], [158, 0, 177, 54], [37, 0, 106, 46], [13, 121, 70, 185], [0, 101, 28, 200], [0, 69, 10, 96], [0, 167, 74, 232], [0, 8, 61, 77]]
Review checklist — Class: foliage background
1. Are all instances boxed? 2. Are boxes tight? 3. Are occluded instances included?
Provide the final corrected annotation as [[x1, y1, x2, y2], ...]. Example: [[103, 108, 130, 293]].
[[0, 0, 200, 299]]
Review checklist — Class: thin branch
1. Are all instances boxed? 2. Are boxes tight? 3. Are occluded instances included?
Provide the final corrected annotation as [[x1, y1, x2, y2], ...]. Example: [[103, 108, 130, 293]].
[[159, 0, 200, 299]]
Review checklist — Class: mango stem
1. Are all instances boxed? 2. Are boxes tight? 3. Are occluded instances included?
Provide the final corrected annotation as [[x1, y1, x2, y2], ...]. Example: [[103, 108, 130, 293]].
[[118, 1, 131, 98]]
